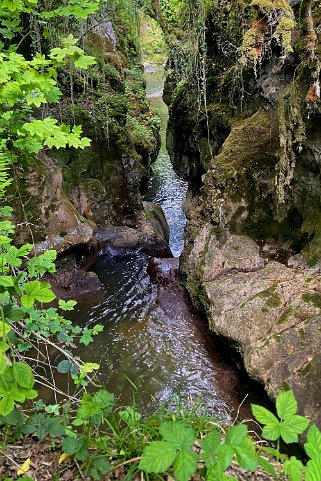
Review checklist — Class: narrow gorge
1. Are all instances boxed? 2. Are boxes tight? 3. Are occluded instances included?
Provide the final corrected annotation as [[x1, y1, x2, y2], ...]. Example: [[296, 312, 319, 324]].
[[2, 0, 321, 478]]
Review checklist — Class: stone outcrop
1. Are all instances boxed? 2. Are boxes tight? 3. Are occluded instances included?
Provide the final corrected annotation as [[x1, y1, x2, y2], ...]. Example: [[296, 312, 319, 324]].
[[167, 0, 321, 423], [10, 10, 162, 257]]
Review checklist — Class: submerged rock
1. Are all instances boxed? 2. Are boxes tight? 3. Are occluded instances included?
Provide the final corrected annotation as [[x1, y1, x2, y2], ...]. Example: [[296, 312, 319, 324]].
[[47, 254, 104, 299], [96, 220, 173, 258]]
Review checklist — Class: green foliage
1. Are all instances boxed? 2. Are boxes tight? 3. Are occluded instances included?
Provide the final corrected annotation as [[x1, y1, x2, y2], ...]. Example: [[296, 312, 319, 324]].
[[22, 412, 65, 440], [137, 390, 319, 481], [88, 456, 111, 481], [140, 421, 198, 481], [252, 390, 321, 481], [128, 115, 154, 147], [0, 0, 105, 425], [73, 390, 115, 426], [252, 390, 309, 443], [2, 387, 321, 481], [41, 0, 101, 20], [140, 13, 167, 64], [0, 363, 36, 416], [140, 420, 262, 481], [0, 4, 98, 183], [0, 213, 104, 417]]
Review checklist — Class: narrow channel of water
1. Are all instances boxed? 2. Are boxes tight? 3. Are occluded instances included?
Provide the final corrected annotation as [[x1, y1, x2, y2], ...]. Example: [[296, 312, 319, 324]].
[[143, 65, 188, 257], [62, 65, 255, 420]]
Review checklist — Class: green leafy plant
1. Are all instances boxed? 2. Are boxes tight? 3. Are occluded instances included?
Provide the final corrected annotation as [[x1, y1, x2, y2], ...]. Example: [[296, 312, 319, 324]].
[[252, 389, 309, 474], [139, 421, 198, 481], [252, 390, 321, 481], [138, 390, 320, 481], [0, 0, 106, 423], [0, 210, 104, 416], [252, 390, 310, 444]]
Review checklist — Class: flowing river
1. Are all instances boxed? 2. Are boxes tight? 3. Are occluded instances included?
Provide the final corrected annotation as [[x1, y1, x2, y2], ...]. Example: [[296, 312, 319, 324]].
[[60, 65, 263, 420]]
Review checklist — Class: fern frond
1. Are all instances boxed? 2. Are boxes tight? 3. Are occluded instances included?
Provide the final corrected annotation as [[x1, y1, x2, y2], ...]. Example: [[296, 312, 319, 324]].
[[0, 151, 12, 200]]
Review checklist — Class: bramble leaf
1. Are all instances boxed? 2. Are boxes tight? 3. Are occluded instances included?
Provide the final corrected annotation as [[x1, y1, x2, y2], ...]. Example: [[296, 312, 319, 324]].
[[27, 249, 57, 276], [119, 406, 141, 426], [139, 441, 177, 472], [160, 422, 195, 449], [276, 390, 297, 419], [216, 444, 234, 470], [234, 446, 258, 471], [0, 395, 14, 416], [0, 275, 14, 287], [306, 455, 321, 481], [200, 429, 221, 467], [88, 456, 111, 481], [173, 449, 198, 481], [208, 467, 238, 481], [225, 424, 248, 446], [21, 280, 56, 307], [284, 456, 305, 481], [305, 424, 321, 459], [280, 415, 310, 443], [262, 423, 281, 441], [0, 321, 10, 337], [74, 55, 96, 69], [251, 404, 279, 426], [12, 362, 34, 389]]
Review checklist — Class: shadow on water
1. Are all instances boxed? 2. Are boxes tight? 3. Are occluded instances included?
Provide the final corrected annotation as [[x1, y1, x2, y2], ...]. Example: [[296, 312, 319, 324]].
[[51, 65, 271, 422]]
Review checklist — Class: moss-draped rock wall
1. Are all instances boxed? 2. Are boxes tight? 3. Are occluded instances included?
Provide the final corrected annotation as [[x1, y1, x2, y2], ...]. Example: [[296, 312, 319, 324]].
[[167, 0, 321, 424], [10, 7, 164, 256]]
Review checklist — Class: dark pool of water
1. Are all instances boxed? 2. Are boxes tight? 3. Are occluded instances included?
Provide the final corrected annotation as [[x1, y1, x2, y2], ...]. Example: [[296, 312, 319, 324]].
[[66, 252, 241, 420]]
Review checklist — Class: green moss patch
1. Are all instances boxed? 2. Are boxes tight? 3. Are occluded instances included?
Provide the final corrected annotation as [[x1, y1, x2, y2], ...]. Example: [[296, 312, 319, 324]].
[[302, 292, 321, 309]]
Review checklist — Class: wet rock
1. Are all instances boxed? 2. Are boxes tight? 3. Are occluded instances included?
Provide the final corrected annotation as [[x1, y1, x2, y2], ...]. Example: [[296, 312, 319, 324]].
[[11, 157, 95, 254], [143, 201, 170, 243], [147, 257, 179, 284], [184, 227, 321, 425], [96, 224, 172, 258], [47, 254, 104, 299], [168, 0, 321, 424]]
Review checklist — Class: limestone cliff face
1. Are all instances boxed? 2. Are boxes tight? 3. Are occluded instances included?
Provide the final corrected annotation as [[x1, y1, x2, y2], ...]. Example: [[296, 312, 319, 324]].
[[11, 10, 161, 254], [167, 1, 321, 423]]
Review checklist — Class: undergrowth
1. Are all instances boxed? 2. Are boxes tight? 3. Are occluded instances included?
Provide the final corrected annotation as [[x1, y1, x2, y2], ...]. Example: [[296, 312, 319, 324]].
[[1, 389, 321, 481]]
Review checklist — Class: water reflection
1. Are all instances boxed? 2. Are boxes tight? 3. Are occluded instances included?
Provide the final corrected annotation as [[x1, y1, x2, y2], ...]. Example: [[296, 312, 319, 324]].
[[143, 66, 188, 257], [70, 254, 231, 420]]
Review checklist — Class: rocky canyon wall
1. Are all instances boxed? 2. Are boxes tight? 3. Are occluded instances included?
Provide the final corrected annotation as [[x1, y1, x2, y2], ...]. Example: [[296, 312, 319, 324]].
[[167, 0, 321, 424]]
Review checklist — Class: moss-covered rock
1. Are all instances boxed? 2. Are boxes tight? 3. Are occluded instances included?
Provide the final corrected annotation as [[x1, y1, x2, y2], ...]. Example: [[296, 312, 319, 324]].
[[9, 154, 94, 252], [168, 0, 321, 423], [11, 8, 161, 254]]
